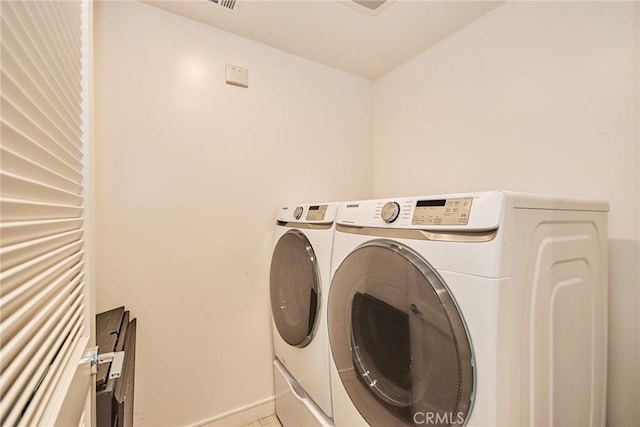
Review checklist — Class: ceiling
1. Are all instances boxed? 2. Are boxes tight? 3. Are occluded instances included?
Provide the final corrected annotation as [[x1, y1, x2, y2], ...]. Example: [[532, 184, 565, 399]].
[[144, 0, 503, 80]]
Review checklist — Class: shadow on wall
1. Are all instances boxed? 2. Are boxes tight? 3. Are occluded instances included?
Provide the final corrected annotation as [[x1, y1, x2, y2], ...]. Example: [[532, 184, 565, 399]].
[[607, 239, 640, 426]]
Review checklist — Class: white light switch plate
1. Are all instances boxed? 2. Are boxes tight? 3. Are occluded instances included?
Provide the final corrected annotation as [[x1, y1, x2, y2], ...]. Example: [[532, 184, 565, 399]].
[[225, 64, 248, 88]]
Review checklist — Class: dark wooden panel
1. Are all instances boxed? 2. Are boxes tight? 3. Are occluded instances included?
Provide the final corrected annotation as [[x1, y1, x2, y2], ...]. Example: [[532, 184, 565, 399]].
[[96, 306, 124, 343], [96, 307, 136, 427], [96, 306, 125, 388], [116, 311, 130, 352], [114, 319, 136, 427], [96, 389, 113, 427], [102, 311, 130, 394]]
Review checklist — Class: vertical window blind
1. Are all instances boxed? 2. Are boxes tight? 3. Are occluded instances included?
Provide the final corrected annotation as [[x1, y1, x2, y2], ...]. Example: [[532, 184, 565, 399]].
[[0, 0, 88, 425]]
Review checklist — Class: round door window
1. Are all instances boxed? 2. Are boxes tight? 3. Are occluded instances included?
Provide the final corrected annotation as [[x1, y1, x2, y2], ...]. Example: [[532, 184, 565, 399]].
[[270, 230, 320, 348], [328, 240, 474, 426]]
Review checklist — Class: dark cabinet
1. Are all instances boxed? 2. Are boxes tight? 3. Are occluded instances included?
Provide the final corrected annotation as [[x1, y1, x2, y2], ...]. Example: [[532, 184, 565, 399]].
[[96, 307, 137, 427]]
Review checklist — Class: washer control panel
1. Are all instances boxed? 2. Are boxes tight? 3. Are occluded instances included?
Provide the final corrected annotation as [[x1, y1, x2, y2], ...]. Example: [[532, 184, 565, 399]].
[[412, 197, 473, 226], [306, 204, 328, 221]]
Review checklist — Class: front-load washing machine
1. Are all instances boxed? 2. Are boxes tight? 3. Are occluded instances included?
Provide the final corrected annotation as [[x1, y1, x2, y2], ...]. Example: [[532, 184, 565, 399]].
[[327, 191, 608, 427], [270, 203, 337, 425]]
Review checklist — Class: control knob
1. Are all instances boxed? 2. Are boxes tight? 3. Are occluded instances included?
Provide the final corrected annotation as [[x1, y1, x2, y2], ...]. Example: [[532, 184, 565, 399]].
[[293, 206, 304, 220], [381, 202, 400, 223]]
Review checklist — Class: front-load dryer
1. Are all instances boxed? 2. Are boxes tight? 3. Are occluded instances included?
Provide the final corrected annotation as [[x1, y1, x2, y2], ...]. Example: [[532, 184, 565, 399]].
[[327, 191, 608, 427], [271, 203, 337, 424]]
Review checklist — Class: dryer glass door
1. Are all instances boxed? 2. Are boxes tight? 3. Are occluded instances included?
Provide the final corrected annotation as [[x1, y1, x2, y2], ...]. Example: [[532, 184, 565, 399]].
[[328, 240, 475, 427], [270, 230, 320, 348]]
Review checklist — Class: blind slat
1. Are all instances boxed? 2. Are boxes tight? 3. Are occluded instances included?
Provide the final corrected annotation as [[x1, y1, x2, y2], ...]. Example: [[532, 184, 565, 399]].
[[1, 3, 81, 117], [1, 0, 87, 424], [0, 254, 83, 322], [0, 290, 84, 426], [34, 1, 83, 85], [0, 229, 83, 272], [1, 198, 83, 221], [0, 218, 83, 246], [0, 241, 83, 297], [2, 68, 83, 158], [1, 172, 83, 206], [2, 40, 82, 143], [1, 123, 83, 184], [2, 97, 82, 169], [36, 1, 83, 80], [0, 272, 84, 372], [1, 147, 83, 196], [5, 2, 82, 113], [0, 264, 83, 345], [0, 17, 81, 133], [20, 311, 84, 427], [57, 1, 83, 45]]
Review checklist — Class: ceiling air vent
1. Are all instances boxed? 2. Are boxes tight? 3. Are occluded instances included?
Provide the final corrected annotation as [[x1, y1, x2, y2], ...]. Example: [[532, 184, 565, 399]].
[[208, 0, 242, 14], [342, 0, 394, 15], [353, 0, 386, 11]]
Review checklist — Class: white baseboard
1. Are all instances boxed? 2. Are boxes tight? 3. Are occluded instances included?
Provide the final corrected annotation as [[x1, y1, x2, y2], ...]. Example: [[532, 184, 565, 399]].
[[190, 397, 276, 427]]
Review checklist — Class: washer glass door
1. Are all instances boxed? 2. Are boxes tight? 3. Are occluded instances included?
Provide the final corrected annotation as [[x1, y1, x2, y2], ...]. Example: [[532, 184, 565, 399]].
[[270, 230, 320, 348], [328, 240, 474, 426]]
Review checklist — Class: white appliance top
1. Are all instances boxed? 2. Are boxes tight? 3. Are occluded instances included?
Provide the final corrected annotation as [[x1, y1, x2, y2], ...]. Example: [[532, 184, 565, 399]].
[[505, 191, 609, 212], [277, 203, 338, 225], [337, 192, 504, 231], [336, 191, 609, 232]]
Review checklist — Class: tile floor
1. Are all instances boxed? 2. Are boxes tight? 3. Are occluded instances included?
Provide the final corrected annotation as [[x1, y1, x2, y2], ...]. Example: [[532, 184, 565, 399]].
[[242, 414, 282, 427]]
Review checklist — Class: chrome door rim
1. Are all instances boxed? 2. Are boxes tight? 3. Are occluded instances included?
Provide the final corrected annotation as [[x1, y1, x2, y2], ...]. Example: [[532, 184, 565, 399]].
[[270, 229, 321, 348], [328, 239, 476, 426]]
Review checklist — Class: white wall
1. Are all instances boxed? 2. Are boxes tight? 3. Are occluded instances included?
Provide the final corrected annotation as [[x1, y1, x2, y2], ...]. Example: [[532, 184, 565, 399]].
[[373, 2, 639, 426], [93, 2, 372, 426], [95, 1, 639, 425]]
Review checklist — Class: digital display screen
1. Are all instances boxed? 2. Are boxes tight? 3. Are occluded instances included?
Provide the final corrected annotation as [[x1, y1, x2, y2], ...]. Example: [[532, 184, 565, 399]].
[[306, 205, 327, 221], [416, 199, 447, 207]]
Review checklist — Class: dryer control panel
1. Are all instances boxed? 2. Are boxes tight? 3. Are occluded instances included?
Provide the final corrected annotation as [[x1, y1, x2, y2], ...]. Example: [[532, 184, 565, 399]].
[[278, 203, 337, 224], [306, 204, 328, 221], [337, 192, 504, 231], [412, 197, 472, 226]]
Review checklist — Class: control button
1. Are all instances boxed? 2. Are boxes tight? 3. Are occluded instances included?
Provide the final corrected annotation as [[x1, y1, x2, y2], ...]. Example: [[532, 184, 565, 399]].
[[294, 206, 303, 220], [381, 201, 401, 223]]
